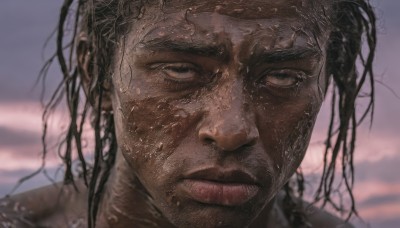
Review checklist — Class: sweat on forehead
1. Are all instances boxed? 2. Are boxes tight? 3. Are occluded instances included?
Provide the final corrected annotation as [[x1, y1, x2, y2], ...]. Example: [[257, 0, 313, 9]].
[[145, 0, 333, 19], [120, 1, 331, 55], [129, 0, 333, 39], [160, 0, 302, 18]]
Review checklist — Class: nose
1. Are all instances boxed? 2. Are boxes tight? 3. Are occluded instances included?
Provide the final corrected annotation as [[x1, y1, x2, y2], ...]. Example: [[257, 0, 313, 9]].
[[198, 118, 259, 151], [198, 84, 259, 152]]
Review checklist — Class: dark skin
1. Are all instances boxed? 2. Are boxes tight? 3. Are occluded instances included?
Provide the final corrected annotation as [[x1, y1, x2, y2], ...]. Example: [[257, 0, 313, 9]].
[[0, 0, 354, 227]]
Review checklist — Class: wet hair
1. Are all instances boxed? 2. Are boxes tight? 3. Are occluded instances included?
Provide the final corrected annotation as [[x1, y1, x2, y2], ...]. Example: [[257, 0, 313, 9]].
[[34, 0, 376, 227]]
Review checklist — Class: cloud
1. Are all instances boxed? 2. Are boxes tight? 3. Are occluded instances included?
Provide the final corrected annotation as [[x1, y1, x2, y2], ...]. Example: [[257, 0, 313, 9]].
[[369, 218, 400, 228], [353, 217, 400, 228], [0, 0, 62, 102], [0, 102, 44, 132], [0, 167, 62, 197], [355, 156, 400, 183], [358, 201, 400, 222], [358, 194, 400, 208], [0, 168, 51, 187], [284, 154, 400, 225], [0, 101, 93, 171], [0, 126, 39, 147]]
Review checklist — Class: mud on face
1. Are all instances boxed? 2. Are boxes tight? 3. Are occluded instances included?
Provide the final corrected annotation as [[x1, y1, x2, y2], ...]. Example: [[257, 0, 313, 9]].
[[109, 0, 330, 227]]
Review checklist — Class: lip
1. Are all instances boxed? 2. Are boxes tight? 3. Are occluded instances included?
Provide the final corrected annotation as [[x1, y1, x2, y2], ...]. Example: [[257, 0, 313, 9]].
[[180, 167, 260, 206]]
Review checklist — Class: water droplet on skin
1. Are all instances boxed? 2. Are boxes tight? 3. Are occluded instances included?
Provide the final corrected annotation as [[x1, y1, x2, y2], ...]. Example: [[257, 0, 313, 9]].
[[284, 150, 289, 157], [174, 110, 188, 119], [233, 8, 244, 14], [69, 218, 85, 228], [13, 202, 20, 212], [156, 143, 164, 152], [107, 215, 119, 224], [136, 88, 141, 95]]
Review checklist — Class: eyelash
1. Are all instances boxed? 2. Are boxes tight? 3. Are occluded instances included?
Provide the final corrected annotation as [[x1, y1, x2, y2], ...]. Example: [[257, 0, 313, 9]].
[[151, 63, 308, 94], [151, 63, 209, 91], [162, 64, 200, 81], [258, 69, 307, 89]]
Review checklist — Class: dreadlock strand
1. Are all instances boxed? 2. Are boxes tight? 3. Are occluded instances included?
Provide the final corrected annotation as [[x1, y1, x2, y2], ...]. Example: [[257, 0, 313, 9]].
[[313, 0, 376, 219], [75, 99, 90, 186], [88, 83, 105, 228]]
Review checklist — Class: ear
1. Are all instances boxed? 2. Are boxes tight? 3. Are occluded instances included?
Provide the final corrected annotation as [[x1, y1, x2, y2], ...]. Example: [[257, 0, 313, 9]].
[[77, 33, 113, 111]]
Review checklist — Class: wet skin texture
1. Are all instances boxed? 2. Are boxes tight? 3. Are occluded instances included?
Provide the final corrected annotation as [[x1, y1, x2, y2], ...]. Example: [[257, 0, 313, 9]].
[[106, 0, 330, 227]]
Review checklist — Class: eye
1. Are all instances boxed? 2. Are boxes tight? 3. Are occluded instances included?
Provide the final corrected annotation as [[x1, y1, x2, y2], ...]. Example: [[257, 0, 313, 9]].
[[149, 62, 216, 91], [261, 69, 305, 88], [161, 63, 199, 82]]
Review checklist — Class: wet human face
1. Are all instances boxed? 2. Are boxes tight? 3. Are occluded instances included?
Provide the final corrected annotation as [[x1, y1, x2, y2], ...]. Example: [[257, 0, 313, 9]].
[[111, 0, 329, 227]]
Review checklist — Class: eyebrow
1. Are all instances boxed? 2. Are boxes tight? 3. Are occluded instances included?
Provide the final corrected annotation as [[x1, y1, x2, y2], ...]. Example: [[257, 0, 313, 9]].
[[139, 38, 229, 59], [252, 47, 322, 63], [138, 38, 321, 63]]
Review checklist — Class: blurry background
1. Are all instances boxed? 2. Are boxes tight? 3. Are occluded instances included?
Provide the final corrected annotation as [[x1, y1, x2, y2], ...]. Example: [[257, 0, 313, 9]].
[[0, 0, 399, 227]]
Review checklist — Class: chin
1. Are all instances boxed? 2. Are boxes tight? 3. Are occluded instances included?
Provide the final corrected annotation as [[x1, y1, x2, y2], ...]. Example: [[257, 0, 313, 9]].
[[159, 194, 269, 228], [168, 209, 256, 228]]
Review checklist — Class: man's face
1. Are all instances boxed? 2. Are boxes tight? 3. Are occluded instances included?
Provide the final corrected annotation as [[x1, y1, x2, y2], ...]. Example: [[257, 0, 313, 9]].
[[111, 0, 328, 227]]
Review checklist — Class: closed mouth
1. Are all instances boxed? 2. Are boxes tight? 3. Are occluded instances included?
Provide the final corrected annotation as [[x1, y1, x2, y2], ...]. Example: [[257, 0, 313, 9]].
[[180, 167, 260, 206]]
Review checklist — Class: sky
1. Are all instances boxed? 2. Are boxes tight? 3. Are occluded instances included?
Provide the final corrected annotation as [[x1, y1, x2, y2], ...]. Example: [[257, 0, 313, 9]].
[[0, 1, 399, 227]]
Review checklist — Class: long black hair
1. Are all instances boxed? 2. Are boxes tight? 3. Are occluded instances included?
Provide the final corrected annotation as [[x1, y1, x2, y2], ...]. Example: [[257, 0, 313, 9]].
[[35, 0, 377, 227]]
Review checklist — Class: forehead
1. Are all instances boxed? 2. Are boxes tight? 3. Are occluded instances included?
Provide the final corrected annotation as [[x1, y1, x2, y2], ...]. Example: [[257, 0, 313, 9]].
[[162, 0, 302, 19], [122, 0, 331, 56], [133, 0, 329, 33], [156, 0, 330, 19]]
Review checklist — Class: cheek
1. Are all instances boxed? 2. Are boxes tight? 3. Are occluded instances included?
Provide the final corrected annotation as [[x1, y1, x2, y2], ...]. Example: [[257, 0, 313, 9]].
[[280, 110, 318, 174], [257, 95, 321, 184], [113, 94, 201, 179]]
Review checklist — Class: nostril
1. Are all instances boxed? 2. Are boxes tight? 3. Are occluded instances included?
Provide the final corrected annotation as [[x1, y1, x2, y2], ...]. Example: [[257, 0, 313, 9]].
[[245, 136, 258, 147], [201, 137, 215, 145], [199, 128, 258, 151], [198, 120, 259, 151], [198, 128, 215, 144]]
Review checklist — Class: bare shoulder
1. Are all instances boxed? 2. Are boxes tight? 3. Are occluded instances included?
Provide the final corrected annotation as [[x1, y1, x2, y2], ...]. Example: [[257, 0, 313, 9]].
[[0, 180, 88, 228], [275, 193, 354, 228], [302, 203, 354, 228]]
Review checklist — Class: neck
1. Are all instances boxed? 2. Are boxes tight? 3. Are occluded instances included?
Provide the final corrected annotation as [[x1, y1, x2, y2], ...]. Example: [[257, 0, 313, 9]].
[[97, 152, 282, 228]]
